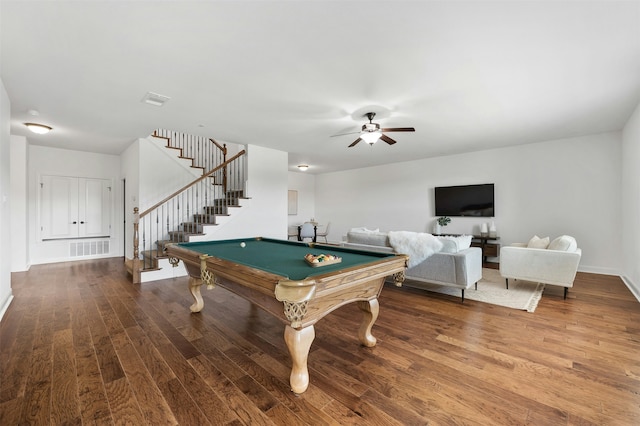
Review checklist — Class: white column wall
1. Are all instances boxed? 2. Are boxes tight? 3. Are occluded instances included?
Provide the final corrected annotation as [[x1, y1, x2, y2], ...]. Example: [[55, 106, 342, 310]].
[[10, 135, 28, 271], [207, 144, 288, 240], [315, 132, 622, 275], [0, 78, 13, 320], [622, 101, 640, 296]]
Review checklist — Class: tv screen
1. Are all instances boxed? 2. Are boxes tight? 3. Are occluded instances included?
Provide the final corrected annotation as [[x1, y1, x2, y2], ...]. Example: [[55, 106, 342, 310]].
[[435, 184, 495, 217]]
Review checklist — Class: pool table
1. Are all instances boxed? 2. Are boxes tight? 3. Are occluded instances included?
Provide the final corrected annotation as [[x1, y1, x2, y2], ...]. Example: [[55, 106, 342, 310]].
[[164, 237, 407, 394]]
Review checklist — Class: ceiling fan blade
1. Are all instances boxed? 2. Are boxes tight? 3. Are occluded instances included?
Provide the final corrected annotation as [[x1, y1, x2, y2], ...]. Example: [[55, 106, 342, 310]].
[[380, 127, 415, 132], [348, 138, 362, 147], [380, 134, 397, 145], [330, 130, 360, 137]]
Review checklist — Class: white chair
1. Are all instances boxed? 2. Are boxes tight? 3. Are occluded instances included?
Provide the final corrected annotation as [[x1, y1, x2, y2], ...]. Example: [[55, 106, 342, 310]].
[[316, 222, 330, 243], [298, 223, 316, 242], [287, 226, 298, 240], [499, 235, 582, 299]]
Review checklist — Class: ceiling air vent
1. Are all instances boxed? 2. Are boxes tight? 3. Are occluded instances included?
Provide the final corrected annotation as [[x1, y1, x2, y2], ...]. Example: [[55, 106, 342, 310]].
[[141, 91, 171, 107]]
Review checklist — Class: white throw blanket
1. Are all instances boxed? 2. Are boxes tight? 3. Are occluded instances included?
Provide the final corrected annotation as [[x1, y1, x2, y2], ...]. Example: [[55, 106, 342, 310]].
[[388, 231, 443, 268]]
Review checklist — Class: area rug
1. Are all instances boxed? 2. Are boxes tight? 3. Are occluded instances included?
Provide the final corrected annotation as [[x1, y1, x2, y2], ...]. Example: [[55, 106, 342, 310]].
[[404, 268, 545, 312]]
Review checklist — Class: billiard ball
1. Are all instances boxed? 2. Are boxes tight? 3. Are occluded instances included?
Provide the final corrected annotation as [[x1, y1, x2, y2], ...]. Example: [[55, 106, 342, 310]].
[[240, 242, 246, 248]]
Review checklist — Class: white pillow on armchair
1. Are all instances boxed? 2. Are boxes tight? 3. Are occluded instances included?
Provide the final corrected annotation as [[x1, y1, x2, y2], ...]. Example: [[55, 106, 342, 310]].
[[548, 235, 578, 252], [527, 235, 550, 249]]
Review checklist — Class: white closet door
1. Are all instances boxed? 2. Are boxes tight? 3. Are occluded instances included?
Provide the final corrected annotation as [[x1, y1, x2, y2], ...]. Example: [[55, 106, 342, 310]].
[[80, 178, 111, 237], [41, 175, 112, 240], [41, 175, 79, 239]]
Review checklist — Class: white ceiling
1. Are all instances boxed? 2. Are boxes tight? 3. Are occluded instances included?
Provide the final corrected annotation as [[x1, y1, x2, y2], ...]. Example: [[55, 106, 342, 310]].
[[2, 1, 640, 173]]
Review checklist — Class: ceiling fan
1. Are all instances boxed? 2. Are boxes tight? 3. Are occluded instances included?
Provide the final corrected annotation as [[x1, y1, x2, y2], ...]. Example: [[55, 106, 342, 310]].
[[333, 112, 415, 147]]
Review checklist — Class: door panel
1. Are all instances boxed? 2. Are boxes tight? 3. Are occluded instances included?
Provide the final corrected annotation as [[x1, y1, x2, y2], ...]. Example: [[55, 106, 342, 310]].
[[81, 178, 111, 237], [41, 175, 79, 239], [41, 175, 112, 240]]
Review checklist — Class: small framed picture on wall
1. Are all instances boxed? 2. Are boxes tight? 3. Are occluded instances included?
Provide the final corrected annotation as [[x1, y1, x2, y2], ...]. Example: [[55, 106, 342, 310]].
[[288, 190, 298, 215]]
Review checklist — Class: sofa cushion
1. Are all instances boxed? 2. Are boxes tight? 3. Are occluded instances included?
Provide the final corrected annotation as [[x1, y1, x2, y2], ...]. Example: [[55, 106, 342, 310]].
[[346, 231, 389, 247], [527, 235, 550, 249], [548, 235, 578, 252], [437, 235, 472, 253]]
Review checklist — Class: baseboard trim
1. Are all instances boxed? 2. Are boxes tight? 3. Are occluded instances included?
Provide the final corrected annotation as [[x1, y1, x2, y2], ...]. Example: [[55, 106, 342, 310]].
[[621, 276, 640, 303], [576, 266, 639, 303], [0, 293, 14, 322], [577, 265, 620, 276]]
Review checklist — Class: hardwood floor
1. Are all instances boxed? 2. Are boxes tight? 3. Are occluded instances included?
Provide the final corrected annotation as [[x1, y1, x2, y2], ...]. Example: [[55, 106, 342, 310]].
[[2, 258, 640, 425]]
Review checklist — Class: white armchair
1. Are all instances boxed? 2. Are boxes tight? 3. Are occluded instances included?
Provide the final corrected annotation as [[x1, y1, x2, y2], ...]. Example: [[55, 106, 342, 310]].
[[499, 235, 582, 299]]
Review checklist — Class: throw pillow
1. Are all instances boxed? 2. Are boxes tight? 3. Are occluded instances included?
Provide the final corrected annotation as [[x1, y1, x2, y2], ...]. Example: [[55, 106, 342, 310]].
[[438, 238, 458, 253], [527, 235, 550, 249], [456, 235, 473, 250], [436, 235, 473, 253], [349, 227, 380, 233], [548, 235, 578, 252]]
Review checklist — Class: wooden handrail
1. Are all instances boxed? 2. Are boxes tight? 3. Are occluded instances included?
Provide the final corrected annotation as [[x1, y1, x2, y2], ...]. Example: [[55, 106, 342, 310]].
[[139, 149, 246, 218], [209, 137, 227, 154]]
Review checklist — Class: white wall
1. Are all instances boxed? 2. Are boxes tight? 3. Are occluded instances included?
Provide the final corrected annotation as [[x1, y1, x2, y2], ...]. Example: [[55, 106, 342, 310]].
[[0, 78, 13, 320], [207, 144, 288, 240], [10, 135, 28, 271], [287, 171, 316, 229], [28, 146, 123, 264], [138, 137, 198, 211], [622, 101, 640, 296], [121, 139, 140, 260], [315, 132, 622, 275]]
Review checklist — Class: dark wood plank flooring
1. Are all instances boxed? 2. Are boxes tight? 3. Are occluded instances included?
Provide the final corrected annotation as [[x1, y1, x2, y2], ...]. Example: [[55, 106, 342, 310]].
[[2, 258, 640, 425]]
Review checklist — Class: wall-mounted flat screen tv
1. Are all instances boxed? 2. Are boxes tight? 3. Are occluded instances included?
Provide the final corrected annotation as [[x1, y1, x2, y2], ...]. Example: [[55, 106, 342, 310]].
[[435, 183, 495, 217]]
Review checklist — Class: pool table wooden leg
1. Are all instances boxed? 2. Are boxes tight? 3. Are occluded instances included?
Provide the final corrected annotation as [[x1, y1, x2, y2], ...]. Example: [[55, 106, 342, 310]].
[[188, 276, 204, 313], [284, 324, 315, 395], [357, 298, 379, 347]]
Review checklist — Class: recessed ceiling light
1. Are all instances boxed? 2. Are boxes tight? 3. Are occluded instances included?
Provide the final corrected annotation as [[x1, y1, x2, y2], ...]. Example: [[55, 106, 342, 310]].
[[141, 91, 171, 107], [24, 123, 52, 134], [297, 164, 309, 171]]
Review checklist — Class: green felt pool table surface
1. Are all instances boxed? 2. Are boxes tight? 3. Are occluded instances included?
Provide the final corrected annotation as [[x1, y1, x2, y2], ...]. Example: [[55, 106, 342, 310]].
[[167, 237, 408, 394], [176, 237, 396, 281]]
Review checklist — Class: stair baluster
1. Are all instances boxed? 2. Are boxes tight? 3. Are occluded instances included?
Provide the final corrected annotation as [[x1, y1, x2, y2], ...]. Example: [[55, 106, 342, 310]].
[[130, 148, 246, 283]]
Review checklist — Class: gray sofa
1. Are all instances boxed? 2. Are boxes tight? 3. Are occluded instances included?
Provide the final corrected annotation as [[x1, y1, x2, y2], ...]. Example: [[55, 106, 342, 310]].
[[343, 231, 483, 302]]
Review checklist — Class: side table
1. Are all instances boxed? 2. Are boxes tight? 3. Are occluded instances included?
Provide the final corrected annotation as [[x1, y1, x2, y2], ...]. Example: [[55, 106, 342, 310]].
[[471, 235, 500, 264]]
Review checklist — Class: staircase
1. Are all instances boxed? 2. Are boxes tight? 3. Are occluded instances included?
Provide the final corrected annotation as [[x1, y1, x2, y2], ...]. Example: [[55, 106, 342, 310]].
[[127, 130, 248, 283], [151, 190, 247, 258]]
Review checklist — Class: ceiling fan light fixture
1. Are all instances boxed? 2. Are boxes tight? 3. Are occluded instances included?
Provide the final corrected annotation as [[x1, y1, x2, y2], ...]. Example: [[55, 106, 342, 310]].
[[360, 131, 381, 145], [297, 164, 309, 171], [24, 122, 52, 134]]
